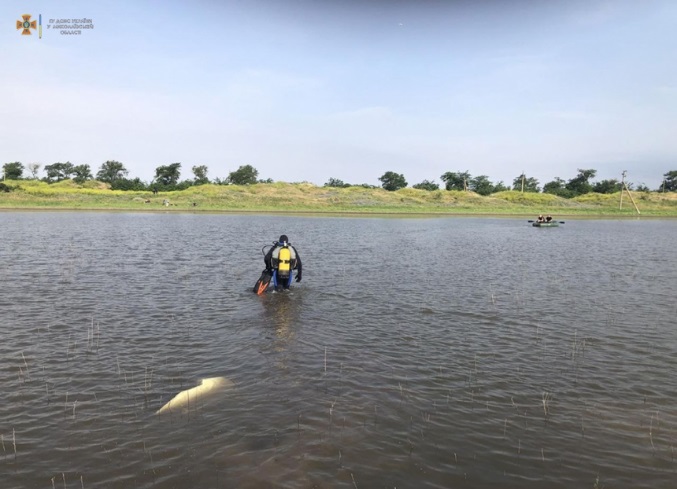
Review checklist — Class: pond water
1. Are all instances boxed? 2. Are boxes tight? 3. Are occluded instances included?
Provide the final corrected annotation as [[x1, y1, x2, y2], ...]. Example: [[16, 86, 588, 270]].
[[1, 212, 676, 488]]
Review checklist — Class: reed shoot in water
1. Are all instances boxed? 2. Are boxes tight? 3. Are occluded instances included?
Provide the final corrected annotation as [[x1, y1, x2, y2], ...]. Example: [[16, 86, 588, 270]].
[[517, 439, 521, 460], [21, 352, 30, 380], [649, 412, 657, 452], [329, 399, 337, 426], [542, 392, 552, 417]]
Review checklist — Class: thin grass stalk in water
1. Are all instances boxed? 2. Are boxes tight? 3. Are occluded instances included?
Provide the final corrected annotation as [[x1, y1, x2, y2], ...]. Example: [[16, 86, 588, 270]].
[[21, 352, 30, 380], [542, 392, 552, 417], [649, 412, 656, 452]]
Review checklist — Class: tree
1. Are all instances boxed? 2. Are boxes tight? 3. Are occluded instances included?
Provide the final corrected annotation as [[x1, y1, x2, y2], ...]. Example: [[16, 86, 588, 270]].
[[72, 164, 93, 184], [192, 165, 209, 185], [565, 169, 597, 196], [592, 179, 622, 194], [543, 177, 573, 198], [111, 177, 148, 191], [440, 171, 471, 191], [512, 173, 540, 192], [27, 163, 41, 179], [412, 179, 439, 191], [228, 165, 259, 185], [662, 170, 677, 192], [379, 171, 407, 191], [493, 181, 509, 193], [2, 162, 24, 180], [44, 162, 74, 183], [468, 175, 495, 195], [154, 163, 182, 186], [96, 160, 128, 183], [325, 177, 350, 188]]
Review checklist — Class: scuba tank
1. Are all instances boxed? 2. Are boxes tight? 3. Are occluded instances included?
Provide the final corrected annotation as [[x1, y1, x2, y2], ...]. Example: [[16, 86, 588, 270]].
[[276, 246, 292, 277], [271, 241, 296, 288]]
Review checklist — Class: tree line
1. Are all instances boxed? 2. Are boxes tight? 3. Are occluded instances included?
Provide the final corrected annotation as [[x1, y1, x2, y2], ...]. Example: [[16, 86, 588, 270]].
[[2, 161, 677, 196], [0, 161, 266, 191], [341, 169, 677, 196]]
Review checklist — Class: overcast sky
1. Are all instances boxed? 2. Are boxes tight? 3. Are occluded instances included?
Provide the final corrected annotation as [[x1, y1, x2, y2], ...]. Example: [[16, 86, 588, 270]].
[[2, 0, 676, 189]]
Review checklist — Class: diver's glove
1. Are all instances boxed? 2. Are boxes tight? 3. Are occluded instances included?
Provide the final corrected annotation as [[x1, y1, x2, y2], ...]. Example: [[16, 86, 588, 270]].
[[295, 273, 302, 283]]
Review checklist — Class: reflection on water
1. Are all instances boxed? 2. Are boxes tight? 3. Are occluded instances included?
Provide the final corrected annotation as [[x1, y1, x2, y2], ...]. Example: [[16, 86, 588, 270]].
[[0, 212, 676, 489], [260, 291, 304, 371]]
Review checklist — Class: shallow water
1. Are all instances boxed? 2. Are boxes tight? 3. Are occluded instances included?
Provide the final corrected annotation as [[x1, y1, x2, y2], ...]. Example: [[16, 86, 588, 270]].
[[1, 212, 676, 488]]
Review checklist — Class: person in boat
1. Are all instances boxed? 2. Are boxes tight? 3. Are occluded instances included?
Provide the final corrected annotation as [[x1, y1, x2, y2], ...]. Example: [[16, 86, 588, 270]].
[[536, 214, 545, 223], [545, 215, 553, 222], [264, 235, 302, 290]]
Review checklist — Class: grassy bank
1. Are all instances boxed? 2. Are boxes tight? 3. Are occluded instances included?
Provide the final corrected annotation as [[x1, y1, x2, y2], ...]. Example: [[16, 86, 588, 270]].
[[1, 179, 676, 216]]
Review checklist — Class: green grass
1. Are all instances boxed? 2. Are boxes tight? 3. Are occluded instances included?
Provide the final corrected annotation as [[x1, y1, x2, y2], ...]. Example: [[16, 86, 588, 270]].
[[1, 179, 676, 216]]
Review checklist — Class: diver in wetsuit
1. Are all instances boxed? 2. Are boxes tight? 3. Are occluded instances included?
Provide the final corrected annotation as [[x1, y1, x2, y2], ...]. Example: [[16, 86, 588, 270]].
[[264, 235, 303, 290]]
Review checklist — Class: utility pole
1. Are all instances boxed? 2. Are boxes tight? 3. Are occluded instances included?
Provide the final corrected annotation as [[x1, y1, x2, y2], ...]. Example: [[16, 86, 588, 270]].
[[619, 170, 640, 214], [619, 171, 625, 210], [521, 173, 525, 193]]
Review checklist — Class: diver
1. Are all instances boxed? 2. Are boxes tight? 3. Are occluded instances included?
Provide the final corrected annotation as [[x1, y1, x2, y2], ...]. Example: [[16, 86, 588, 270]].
[[264, 235, 302, 290]]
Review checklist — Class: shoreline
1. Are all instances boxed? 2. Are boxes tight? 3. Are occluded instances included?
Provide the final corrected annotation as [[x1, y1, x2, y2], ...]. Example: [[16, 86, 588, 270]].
[[2, 205, 674, 219], [1, 180, 675, 217]]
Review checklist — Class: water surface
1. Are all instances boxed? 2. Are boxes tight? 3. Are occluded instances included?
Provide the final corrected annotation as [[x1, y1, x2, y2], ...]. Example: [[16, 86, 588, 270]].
[[1, 212, 676, 488]]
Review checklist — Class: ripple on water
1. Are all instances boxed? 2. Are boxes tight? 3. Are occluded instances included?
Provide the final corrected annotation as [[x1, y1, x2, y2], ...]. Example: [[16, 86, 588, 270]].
[[1, 214, 676, 488]]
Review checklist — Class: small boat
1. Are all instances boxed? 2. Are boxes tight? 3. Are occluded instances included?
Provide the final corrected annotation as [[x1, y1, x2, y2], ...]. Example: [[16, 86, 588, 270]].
[[532, 221, 559, 227]]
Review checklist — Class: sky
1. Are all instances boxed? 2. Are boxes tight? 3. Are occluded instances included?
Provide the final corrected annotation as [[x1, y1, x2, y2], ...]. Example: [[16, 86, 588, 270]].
[[2, 0, 676, 189]]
